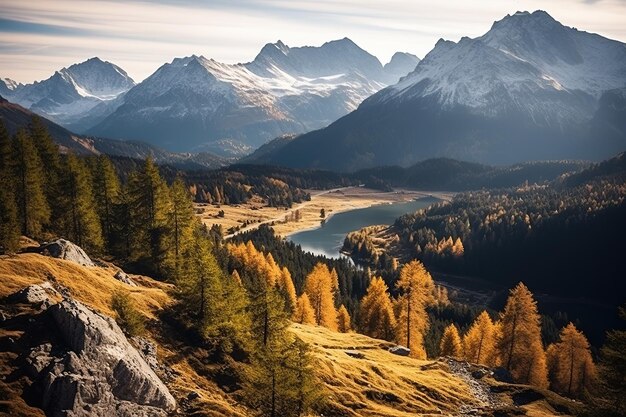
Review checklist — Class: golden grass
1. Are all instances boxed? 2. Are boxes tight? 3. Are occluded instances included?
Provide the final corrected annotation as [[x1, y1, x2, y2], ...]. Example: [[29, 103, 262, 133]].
[[0, 253, 172, 319], [292, 323, 476, 416]]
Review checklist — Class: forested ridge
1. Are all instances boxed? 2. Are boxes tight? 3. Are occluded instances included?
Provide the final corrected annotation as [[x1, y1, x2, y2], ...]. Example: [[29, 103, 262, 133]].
[[1, 118, 625, 416]]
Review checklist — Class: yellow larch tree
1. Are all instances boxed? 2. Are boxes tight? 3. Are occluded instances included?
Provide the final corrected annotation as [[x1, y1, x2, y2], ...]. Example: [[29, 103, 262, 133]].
[[293, 294, 316, 325], [303, 263, 337, 330], [264, 252, 281, 287], [278, 266, 297, 313], [330, 268, 340, 302], [337, 305, 351, 333], [547, 323, 597, 398], [440, 324, 463, 358], [359, 277, 396, 341], [463, 311, 497, 366], [395, 260, 435, 359], [496, 282, 548, 388]]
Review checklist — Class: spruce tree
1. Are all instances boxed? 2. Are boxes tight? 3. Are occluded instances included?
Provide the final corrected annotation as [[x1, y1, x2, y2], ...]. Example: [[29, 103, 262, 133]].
[[91, 155, 121, 248], [12, 129, 50, 237], [127, 157, 172, 277], [29, 117, 63, 231], [58, 154, 103, 252], [169, 176, 195, 281], [598, 306, 626, 414], [0, 121, 19, 252]]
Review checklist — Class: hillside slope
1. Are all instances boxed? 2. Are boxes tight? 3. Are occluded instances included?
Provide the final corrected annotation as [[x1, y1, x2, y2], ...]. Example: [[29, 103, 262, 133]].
[[0, 251, 581, 417]]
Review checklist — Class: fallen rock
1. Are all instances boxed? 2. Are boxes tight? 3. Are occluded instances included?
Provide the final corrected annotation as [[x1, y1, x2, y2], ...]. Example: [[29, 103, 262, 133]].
[[43, 298, 176, 416], [388, 345, 410, 356], [40, 239, 94, 267], [114, 270, 137, 286]]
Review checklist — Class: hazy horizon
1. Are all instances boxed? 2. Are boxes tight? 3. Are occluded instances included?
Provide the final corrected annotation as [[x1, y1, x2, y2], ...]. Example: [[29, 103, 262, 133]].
[[1, 0, 626, 84]]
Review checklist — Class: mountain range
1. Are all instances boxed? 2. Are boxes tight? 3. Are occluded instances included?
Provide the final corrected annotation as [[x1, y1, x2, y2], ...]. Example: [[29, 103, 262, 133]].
[[2, 40, 419, 156], [0, 96, 228, 170], [251, 11, 626, 171]]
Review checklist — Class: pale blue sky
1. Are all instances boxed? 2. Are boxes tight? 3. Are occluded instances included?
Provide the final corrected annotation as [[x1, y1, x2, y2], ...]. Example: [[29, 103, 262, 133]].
[[1, 0, 625, 83]]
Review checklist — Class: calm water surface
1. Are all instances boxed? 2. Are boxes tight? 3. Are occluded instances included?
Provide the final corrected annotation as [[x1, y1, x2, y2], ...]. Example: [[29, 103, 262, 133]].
[[287, 196, 440, 258]]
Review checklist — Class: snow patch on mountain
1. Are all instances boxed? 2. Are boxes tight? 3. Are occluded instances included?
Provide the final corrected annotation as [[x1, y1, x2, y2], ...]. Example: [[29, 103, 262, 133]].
[[378, 10, 626, 126]]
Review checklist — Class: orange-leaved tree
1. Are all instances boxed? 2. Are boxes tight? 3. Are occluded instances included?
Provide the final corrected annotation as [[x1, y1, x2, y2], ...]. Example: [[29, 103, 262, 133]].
[[395, 260, 434, 359]]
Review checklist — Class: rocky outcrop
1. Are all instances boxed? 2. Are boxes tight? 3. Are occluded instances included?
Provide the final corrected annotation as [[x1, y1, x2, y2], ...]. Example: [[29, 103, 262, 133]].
[[44, 298, 177, 416], [114, 270, 137, 286], [40, 239, 94, 267], [388, 345, 410, 356], [9, 282, 57, 305]]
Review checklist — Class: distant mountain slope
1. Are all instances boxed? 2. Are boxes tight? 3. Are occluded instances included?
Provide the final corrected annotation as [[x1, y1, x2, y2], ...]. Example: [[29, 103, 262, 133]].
[[2, 58, 135, 131], [255, 11, 626, 171], [88, 39, 419, 154], [0, 96, 227, 169]]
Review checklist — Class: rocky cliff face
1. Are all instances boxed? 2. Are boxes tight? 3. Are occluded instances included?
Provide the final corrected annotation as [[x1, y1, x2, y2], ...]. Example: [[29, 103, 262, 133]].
[[6, 284, 176, 417]]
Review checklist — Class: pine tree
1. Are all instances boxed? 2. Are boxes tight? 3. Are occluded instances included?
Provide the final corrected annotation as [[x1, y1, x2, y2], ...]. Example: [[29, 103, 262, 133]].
[[91, 155, 121, 248], [463, 311, 497, 366], [169, 176, 195, 281], [439, 324, 462, 358], [126, 157, 172, 277], [249, 287, 291, 348], [12, 129, 50, 237], [178, 228, 224, 337], [293, 294, 316, 325], [547, 323, 596, 398], [287, 338, 324, 416], [29, 117, 63, 226], [337, 305, 351, 333], [395, 260, 434, 359], [304, 263, 337, 330], [496, 282, 548, 388], [359, 277, 396, 341], [58, 154, 103, 252], [0, 121, 19, 252]]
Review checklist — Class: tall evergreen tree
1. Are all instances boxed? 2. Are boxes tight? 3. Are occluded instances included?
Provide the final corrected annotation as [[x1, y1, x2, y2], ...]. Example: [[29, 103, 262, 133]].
[[58, 154, 103, 252], [12, 129, 50, 237], [395, 260, 434, 359], [127, 157, 172, 277], [169, 176, 195, 280], [496, 283, 548, 388], [29, 117, 63, 230], [0, 121, 19, 252], [91, 155, 121, 247]]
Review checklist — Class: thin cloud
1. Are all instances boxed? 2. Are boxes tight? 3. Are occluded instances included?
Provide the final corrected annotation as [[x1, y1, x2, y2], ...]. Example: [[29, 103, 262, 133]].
[[0, 0, 625, 83]]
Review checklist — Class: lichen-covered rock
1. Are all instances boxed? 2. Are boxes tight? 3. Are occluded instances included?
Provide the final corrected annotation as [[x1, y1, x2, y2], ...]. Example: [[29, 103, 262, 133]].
[[9, 282, 57, 306], [114, 270, 137, 286], [44, 298, 176, 416], [40, 239, 94, 267]]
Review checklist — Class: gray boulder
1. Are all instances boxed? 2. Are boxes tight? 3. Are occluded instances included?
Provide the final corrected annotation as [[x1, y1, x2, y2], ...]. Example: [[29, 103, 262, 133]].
[[9, 282, 57, 306], [114, 270, 137, 286], [40, 239, 94, 267], [388, 345, 411, 356], [42, 298, 176, 416]]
